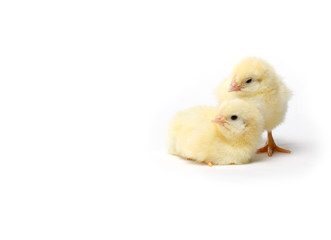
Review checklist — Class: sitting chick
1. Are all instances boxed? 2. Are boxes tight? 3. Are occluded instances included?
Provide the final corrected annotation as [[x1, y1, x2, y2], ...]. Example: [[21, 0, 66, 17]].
[[216, 57, 292, 156], [167, 99, 264, 166]]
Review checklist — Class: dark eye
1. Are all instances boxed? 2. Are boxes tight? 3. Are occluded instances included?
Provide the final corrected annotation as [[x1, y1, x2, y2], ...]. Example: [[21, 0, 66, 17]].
[[246, 78, 252, 84], [231, 115, 238, 120]]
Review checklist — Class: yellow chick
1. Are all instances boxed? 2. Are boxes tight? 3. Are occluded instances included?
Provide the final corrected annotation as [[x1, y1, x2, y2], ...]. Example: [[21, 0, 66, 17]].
[[216, 57, 292, 156], [167, 99, 264, 166]]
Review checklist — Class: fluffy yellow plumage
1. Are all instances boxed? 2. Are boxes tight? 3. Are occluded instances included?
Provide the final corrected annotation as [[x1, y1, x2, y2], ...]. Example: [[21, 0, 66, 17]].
[[216, 57, 292, 156], [167, 99, 264, 165]]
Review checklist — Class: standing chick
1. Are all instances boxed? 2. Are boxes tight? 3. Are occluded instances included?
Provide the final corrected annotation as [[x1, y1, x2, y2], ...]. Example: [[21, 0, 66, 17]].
[[216, 57, 291, 156], [167, 99, 264, 166]]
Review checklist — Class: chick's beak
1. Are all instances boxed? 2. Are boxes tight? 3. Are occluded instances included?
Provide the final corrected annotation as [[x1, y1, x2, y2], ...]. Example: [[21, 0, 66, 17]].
[[211, 115, 226, 125], [228, 79, 241, 92]]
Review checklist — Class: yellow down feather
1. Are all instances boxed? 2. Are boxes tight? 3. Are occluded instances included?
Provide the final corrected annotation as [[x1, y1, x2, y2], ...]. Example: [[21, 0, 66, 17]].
[[167, 99, 264, 165], [216, 57, 291, 131]]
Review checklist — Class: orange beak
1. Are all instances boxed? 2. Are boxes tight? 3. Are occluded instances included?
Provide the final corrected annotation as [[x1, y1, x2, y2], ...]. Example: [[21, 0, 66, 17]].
[[228, 79, 241, 92], [211, 115, 226, 125]]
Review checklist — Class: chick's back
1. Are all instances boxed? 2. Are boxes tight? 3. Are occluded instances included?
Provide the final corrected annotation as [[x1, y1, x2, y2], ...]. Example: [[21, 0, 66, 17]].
[[167, 106, 220, 162]]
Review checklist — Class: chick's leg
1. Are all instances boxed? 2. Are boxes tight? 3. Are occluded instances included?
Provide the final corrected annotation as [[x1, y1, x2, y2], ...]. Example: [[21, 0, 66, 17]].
[[257, 131, 291, 157]]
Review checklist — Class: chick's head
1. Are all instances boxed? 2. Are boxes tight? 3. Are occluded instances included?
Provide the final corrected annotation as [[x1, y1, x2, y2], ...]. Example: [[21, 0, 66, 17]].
[[212, 99, 264, 142], [228, 57, 277, 94]]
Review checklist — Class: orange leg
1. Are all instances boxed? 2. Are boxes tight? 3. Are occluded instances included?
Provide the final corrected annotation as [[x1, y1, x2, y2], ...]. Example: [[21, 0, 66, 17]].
[[257, 131, 291, 157], [207, 161, 213, 167]]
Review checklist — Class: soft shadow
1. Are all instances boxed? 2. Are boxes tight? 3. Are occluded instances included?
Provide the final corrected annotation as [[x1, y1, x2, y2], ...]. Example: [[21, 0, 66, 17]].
[[251, 136, 316, 164]]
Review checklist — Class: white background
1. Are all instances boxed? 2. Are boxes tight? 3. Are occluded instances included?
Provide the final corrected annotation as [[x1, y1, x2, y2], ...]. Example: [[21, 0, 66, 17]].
[[0, 0, 330, 239]]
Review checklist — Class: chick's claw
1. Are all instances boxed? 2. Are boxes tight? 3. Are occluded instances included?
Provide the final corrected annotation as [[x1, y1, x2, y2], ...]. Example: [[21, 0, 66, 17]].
[[256, 142, 269, 154], [257, 143, 291, 157], [257, 131, 291, 157]]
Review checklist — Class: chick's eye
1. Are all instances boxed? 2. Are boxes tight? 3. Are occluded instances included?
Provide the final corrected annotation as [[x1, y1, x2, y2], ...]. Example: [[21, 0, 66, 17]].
[[231, 115, 238, 120], [246, 79, 252, 83]]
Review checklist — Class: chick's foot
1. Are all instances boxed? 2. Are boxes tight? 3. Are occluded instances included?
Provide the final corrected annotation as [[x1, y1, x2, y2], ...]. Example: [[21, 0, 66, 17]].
[[207, 161, 213, 167], [256, 131, 291, 157]]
